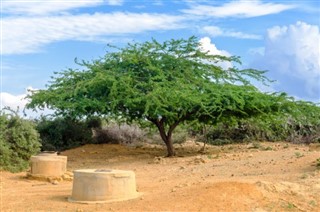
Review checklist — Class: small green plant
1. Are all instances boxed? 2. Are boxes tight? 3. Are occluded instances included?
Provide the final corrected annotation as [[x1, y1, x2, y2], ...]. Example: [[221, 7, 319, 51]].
[[315, 158, 320, 168], [300, 173, 308, 179], [294, 152, 304, 158], [285, 202, 297, 209], [252, 142, 261, 149], [263, 146, 273, 151], [245, 142, 261, 149], [309, 200, 317, 207]]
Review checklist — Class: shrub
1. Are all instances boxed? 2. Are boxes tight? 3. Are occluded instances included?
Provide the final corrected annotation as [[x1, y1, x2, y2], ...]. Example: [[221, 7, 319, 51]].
[[86, 116, 103, 129], [35, 116, 94, 151], [0, 111, 41, 172], [194, 100, 320, 145], [93, 122, 147, 144]]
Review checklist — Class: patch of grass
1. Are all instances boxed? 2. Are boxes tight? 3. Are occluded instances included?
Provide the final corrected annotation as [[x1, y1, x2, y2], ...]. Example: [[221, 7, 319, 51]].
[[263, 146, 273, 151], [300, 173, 308, 179], [252, 142, 261, 149], [284, 202, 297, 210], [309, 200, 317, 207], [294, 152, 304, 158]]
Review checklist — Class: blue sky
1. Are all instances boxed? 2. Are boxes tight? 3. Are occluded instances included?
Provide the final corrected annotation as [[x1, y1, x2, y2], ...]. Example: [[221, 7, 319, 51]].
[[1, 0, 319, 117]]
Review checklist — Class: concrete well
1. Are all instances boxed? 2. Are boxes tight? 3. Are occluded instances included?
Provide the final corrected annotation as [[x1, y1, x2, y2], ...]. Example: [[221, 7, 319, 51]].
[[30, 155, 67, 177], [68, 169, 141, 203], [36, 151, 58, 156]]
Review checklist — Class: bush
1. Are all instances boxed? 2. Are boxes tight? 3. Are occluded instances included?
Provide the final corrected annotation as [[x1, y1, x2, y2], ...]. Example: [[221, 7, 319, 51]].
[[93, 122, 147, 144], [93, 121, 188, 145], [86, 116, 103, 129], [203, 114, 288, 144], [35, 116, 94, 151], [194, 101, 320, 145], [0, 111, 41, 172]]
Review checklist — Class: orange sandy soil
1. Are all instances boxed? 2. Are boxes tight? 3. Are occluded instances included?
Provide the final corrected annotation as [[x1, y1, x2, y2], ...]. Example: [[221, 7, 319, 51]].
[[1, 141, 320, 212]]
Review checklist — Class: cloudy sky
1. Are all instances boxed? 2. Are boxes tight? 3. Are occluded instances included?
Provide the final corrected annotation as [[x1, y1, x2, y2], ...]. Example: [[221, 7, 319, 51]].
[[1, 0, 319, 117]]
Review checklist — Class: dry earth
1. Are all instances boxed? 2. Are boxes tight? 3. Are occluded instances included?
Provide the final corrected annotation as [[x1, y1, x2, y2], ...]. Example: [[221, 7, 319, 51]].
[[1, 141, 320, 212]]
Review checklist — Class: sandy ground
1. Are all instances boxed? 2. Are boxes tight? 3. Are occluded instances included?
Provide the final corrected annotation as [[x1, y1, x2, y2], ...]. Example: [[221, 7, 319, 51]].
[[1, 141, 320, 212]]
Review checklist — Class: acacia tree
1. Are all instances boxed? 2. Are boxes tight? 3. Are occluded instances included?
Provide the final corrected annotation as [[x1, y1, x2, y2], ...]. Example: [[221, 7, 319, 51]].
[[27, 36, 285, 156]]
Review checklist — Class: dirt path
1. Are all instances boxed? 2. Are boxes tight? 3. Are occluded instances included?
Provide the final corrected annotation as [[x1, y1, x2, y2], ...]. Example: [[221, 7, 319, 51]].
[[1, 141, 320, 211]]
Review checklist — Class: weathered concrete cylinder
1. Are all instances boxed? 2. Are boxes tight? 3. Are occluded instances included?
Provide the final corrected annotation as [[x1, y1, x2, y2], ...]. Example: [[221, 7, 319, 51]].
[[69, 169, 140, 203], [30, 155, 67, 177]]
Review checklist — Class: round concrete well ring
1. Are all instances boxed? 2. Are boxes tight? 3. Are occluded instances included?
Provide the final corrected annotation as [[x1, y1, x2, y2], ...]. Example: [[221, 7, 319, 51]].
[[30, 155, 67, 178], [68, 169, 141, 204]]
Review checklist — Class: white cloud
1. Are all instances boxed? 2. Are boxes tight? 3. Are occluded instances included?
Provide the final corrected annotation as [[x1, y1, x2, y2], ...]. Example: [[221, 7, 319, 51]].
[[203, 26, 262, 40], [2, 13, 184, 55], [1, 86, 31, 117], [251, 21, 320, 101], [1, 87, 53, 118], [199, 37, 231, 57], [2, 0, 123, 16], [1, 92, 28, 111], [182, 0, 296, 18], [199, 37, 232, 69]]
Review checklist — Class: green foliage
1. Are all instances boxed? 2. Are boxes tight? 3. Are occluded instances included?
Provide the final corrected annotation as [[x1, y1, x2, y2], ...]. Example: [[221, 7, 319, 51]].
[[0, 110, 41, 173], [35, 116, 94, 151], [27, 36, 295, 156], [195, 98, 320, 145]]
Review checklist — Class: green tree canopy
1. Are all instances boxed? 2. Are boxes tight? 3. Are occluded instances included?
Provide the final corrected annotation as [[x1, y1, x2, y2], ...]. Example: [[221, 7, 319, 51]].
[[27, 36, 288, 156]]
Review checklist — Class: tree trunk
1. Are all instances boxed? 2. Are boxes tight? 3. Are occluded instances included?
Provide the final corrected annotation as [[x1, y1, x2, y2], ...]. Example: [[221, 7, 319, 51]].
[[148, 117, 178, 157], [164, 136, 175, 157], [157, 124, 176, 157]]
